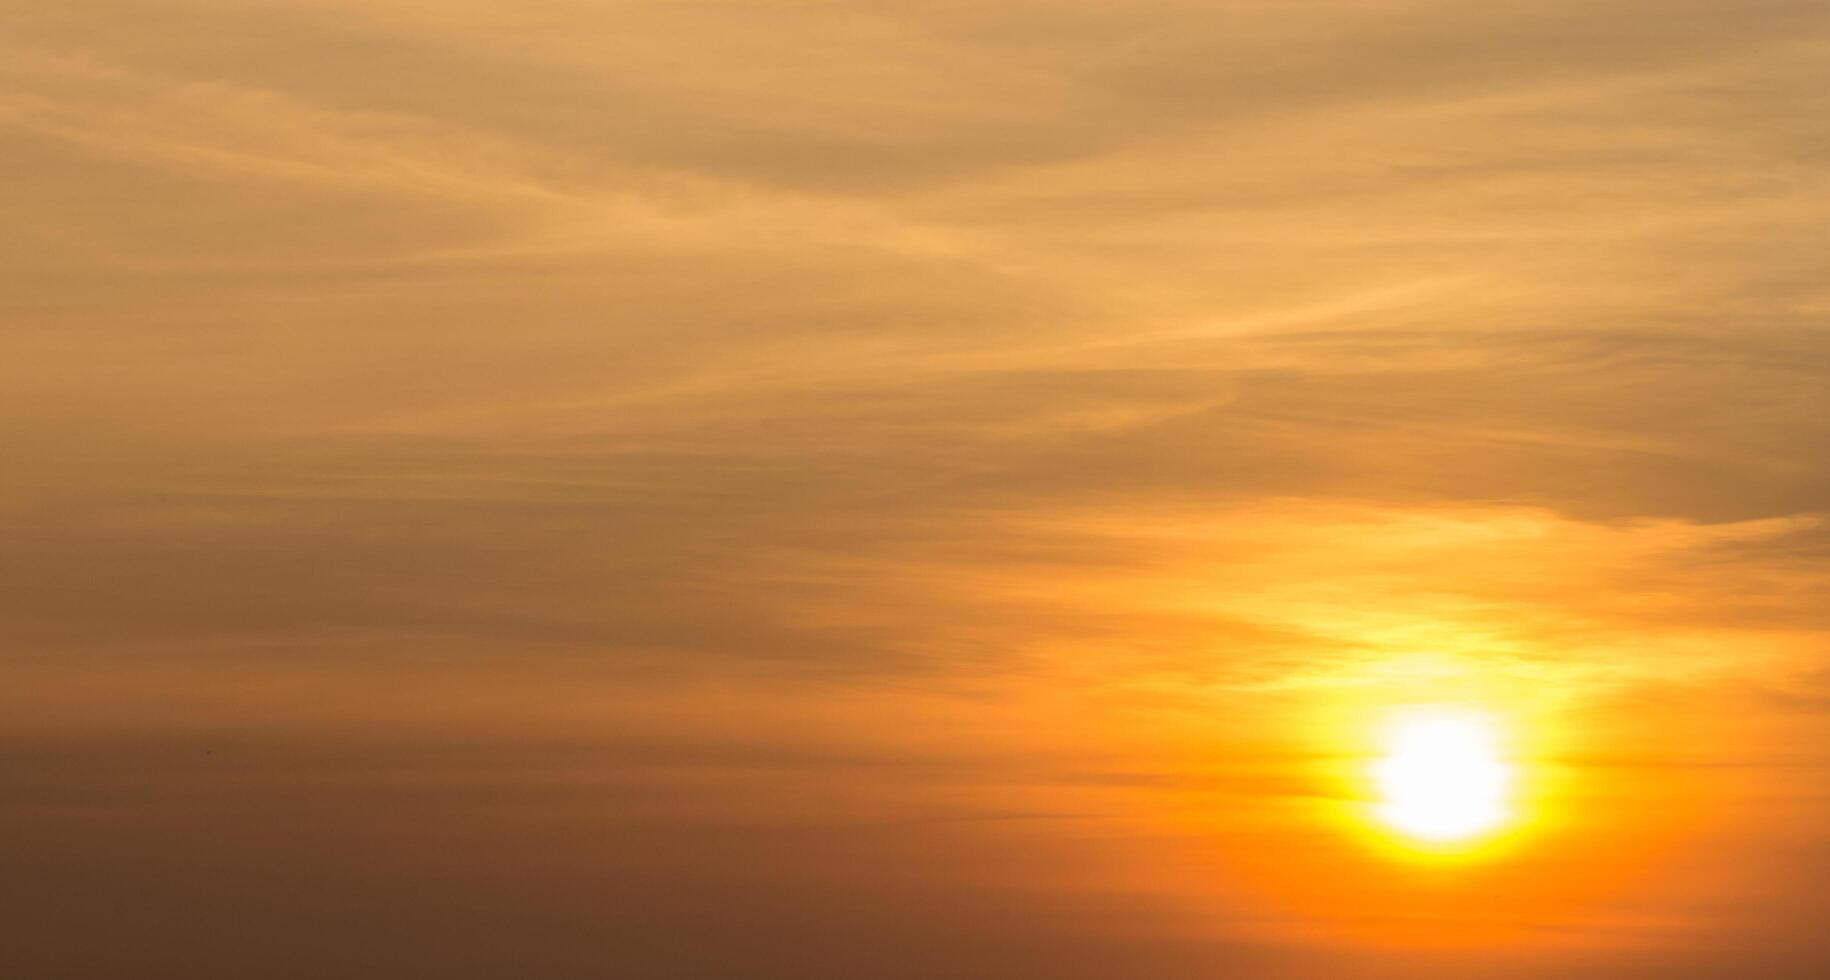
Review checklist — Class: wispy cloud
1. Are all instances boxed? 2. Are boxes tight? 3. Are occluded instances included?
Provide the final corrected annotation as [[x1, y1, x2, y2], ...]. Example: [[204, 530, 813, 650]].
[[5, 0, 1830, 975]]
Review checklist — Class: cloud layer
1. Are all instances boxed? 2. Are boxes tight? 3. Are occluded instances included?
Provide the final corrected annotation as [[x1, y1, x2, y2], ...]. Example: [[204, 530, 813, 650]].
[[4, 1, 1829, 976]]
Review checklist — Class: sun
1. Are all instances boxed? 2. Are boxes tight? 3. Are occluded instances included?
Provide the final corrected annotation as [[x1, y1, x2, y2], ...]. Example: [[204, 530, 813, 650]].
[[1371, 707, 1514, 844]]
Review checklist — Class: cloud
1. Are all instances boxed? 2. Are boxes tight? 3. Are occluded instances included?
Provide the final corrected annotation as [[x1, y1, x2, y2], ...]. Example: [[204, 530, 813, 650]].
[[5, 1, 1830, 976]]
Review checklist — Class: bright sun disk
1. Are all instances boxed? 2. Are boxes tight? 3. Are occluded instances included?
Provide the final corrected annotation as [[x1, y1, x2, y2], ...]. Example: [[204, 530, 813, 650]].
[[1372, 707, 1514, 844]]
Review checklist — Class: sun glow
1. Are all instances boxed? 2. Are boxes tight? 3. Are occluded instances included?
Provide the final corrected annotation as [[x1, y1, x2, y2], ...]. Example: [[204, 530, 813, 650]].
[[1372, 707, 1515, 844]]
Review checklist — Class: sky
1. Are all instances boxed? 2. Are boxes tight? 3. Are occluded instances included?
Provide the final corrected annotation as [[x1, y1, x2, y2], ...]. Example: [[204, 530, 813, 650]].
[[4, 1, 1830, 977]]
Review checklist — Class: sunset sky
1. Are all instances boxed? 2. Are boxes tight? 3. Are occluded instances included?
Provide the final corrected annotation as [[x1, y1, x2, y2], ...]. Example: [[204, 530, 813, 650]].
[[6, 2, 1830, 977]]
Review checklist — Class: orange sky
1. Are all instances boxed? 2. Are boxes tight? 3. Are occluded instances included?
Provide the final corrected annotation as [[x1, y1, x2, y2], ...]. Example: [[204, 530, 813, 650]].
[[5, 2, 1830, 977]]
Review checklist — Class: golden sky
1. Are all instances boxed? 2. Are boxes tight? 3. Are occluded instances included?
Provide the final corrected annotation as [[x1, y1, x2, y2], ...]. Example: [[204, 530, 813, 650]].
[[5, 1, 1830, 977]]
